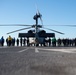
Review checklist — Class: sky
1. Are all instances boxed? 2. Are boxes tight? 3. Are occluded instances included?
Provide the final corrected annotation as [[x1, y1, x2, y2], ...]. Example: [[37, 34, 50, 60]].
[[0, 0, 76, 40]]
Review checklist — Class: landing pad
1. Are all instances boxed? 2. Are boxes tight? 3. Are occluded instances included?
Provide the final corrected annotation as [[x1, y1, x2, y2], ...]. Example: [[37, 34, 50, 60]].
[[0, 46, 76, 75]]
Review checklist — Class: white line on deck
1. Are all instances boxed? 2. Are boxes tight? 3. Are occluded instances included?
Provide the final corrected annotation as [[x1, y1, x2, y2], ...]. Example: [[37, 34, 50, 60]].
[[37, 48, 76, 53], [35, 48, 39, 53], [18, 48, 28, 53]]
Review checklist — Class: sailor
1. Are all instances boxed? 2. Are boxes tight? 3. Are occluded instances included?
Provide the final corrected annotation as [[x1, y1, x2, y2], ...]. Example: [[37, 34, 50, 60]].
[[20, 37, 22, 46], [1, 36, 4, 46], [52, 37, 56, 46], [8, 35, 12, 46], [16, 38, 19, 46]]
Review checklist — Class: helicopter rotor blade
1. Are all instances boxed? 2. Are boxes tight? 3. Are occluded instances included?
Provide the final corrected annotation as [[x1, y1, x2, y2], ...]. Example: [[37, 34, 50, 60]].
[[35, 3, 39, 15], [7, 27, 32, 34], [43, 27, 64, 35], [0, 24, 32, 26], [40, 15, 43, 25], [38, 10, 43, 25], [35, 4, 43, 25], [43, 25, 76, 27], [54, 25, 76, 27]]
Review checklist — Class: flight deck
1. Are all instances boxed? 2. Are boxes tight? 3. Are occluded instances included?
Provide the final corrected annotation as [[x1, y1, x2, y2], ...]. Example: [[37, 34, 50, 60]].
[[0, 46, 76, 75]]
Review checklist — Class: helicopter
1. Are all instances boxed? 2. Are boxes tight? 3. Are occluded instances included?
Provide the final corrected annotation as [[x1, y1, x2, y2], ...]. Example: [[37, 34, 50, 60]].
[[0, 9, 65, 46]]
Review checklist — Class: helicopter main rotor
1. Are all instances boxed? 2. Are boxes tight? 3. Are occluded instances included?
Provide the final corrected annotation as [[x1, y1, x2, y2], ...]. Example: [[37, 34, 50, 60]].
[[0, 9, 65, 35]]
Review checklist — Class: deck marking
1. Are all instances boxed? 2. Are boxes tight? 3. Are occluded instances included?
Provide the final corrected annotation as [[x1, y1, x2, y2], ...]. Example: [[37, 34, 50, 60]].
[[35, 48, 39, 53], [37, 48, 76, 53], [18, 48, 29, 53]]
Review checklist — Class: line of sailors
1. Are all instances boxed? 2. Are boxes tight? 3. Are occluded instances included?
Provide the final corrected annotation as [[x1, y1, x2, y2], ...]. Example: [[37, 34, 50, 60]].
[[6, 36, 16, 46], [57, 38, 76, 47], [42, 38, 76, 47], [0, 36, 19, 46], [1, 36, 76, 47]]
